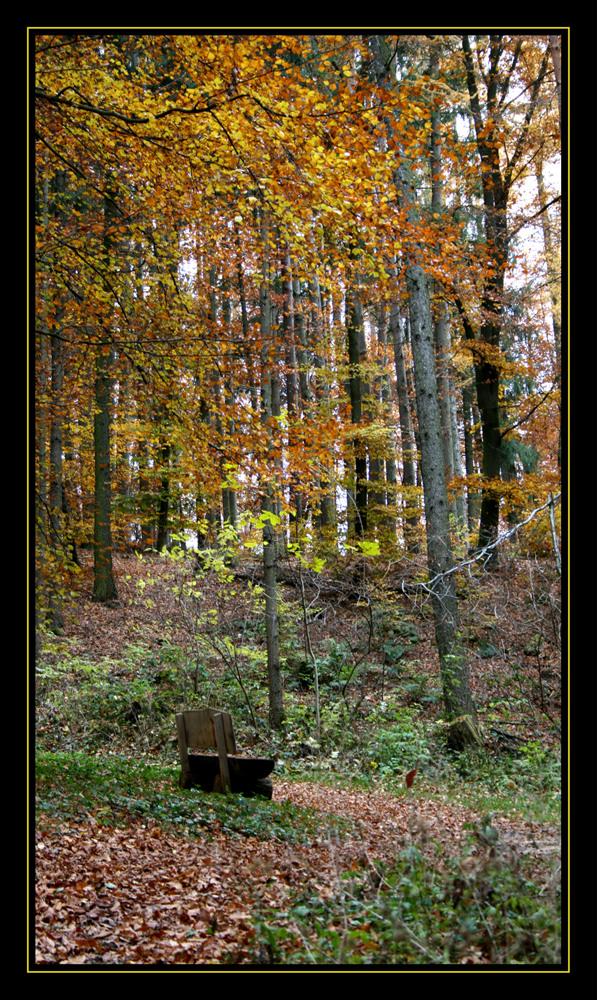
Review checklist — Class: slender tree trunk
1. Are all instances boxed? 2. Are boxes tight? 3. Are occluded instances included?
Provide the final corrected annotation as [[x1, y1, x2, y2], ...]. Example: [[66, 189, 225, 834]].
[[221, 286, 238, 529], [369, 33, 421, 553], [393, 137, 480, 746], [262, 505, 283, 728], [535, 159, 562, 467], [376, 303, 397, 537], [461, 35, 507, 561], [364, 308, 386, 535], [36, 333, 49, 649], [429, 80, 466, 541], [259, 212, 283, 728], [390, 290, 419, 552], [365, 24, 474, 729], [460, 35, 549, 562], [407, 262, 480, 747], [347, 291, 368, 536], [462, 377, 482, 532], [47, 325, 65, 628], [309, 277, 336, 536], [156, 441, 171, 551], [40, 169, 68, 629], [281, 250, 302, 530], [92, 184, 119, 601], [92, 340, 118, 601], [550, 35, 563, 142]]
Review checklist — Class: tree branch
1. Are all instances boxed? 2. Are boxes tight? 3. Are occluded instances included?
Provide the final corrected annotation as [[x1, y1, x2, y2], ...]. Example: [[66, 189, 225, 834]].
[[404, 493, 562, 596]]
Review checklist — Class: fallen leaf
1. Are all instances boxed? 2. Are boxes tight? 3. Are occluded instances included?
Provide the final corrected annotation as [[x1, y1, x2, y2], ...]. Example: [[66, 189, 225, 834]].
[[405, 768, 418, 788]]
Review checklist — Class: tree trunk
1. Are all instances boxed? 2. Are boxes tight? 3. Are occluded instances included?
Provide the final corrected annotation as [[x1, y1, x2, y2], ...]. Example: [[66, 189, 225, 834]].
[[394, 138, 480, 746], [309, 277, 336, 537], [390, 297, 419, 552], [535, 158, 562, 467], [47, 320, 65, 630], [92, 184, 119, 602], [346, 291, 368, 536], [281, 250, 302, 530], [221, 286, 238, 529], [429, 80, 466, 542], [156, 441, 171, 551], [460, 35, 550, 562], [367, 34, 478, 743], [92, 339, 118, 601], [549, 35, 563, 142], [461, 35, 507, 562], [262, 505, 283, 728], [407, 262, 480, 748], [41, 168, 68, 630], [259, 212, 283, 728], [376, 304, 397, 537], [462, 377, 482, 532]]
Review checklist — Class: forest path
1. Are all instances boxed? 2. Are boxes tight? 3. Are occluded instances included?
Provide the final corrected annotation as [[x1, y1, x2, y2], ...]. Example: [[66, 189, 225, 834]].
[[34, 779, 560, 966]]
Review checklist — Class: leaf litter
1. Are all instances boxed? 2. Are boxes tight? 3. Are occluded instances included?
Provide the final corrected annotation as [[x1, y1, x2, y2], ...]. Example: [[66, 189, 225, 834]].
[[34, 777, 560, 966]]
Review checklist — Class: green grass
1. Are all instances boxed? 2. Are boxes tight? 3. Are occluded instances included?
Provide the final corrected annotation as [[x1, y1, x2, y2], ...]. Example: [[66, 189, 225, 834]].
[[34, 750, 356, 845]]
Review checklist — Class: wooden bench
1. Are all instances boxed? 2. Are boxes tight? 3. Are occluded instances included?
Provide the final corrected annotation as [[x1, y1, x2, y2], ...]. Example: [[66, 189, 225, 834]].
[[175, 709, 274, 799]]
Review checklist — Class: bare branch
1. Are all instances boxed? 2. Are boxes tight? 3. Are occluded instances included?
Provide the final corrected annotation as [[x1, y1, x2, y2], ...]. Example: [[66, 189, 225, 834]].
[[404, 493, 562, 596]]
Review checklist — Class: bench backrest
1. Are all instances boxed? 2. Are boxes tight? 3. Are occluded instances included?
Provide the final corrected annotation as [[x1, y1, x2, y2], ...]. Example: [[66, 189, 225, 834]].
[[176, 709, 237, 792], [176, 708, 237, 754]]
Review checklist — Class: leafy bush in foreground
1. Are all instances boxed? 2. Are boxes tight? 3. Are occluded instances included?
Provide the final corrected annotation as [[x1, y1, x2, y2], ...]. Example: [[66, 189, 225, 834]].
[[250, 826, 561, 966]]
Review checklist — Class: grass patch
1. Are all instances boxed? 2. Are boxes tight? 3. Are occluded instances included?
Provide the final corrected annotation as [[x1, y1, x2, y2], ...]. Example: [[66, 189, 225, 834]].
[[34, 750, 356, 845]]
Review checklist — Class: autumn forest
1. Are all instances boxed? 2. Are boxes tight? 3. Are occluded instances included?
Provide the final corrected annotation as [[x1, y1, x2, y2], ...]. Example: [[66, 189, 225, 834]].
[[33, 32, 565, 968]]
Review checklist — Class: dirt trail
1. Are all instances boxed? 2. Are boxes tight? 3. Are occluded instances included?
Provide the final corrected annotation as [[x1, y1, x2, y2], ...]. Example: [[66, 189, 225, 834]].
[[34, 780, 560, 966]]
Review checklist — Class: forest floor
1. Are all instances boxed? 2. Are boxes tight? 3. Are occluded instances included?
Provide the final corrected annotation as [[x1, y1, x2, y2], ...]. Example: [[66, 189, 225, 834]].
[[33, 547, 564, 967], [34, 781, 561, 966]]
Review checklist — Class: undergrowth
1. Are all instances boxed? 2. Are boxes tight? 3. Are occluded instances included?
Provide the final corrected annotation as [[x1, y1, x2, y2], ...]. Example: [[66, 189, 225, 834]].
[[33, 556, 563, 967], [251, 831, 561, 966], [35, 635, 561, 826]]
